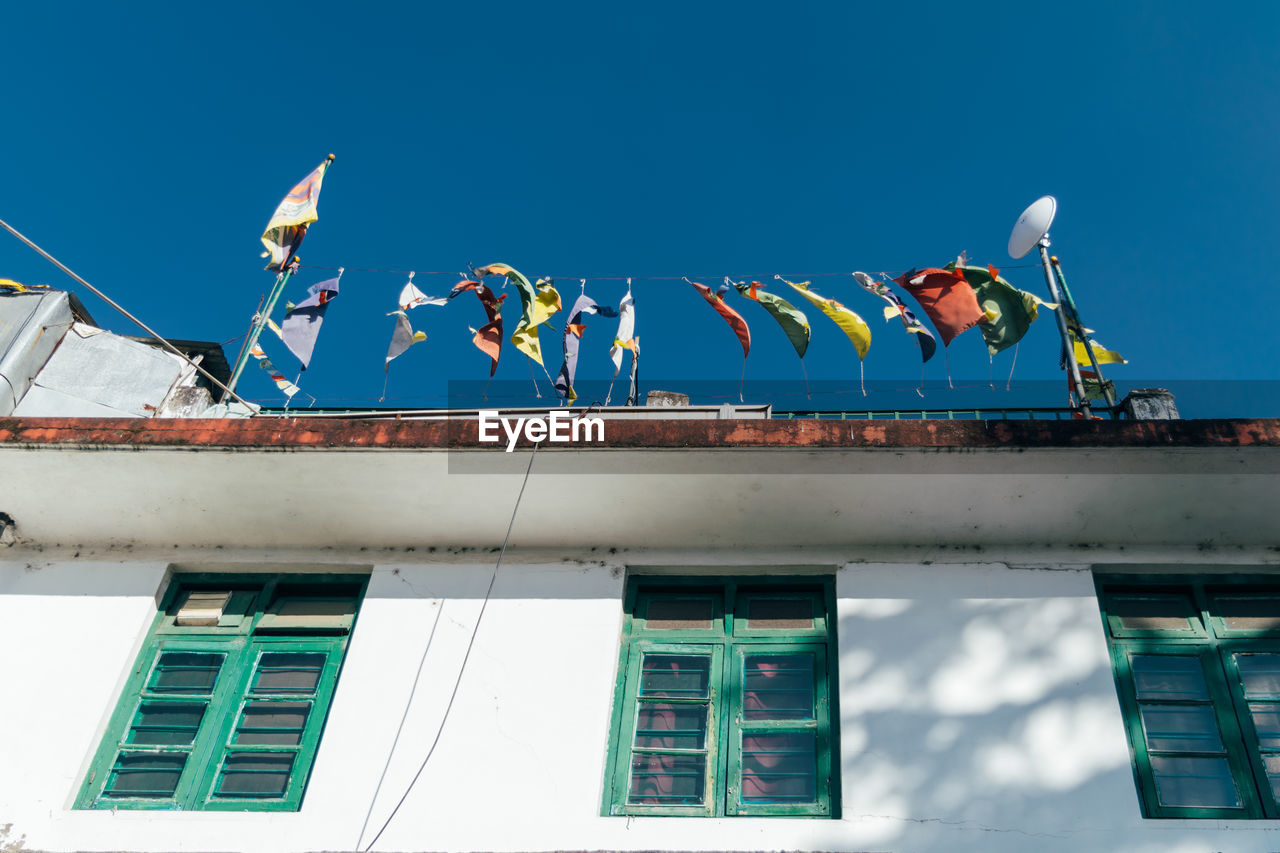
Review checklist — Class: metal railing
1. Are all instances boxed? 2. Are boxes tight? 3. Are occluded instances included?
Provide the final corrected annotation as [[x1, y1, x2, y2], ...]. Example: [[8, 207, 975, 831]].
[[775, 406, 1118, 421]]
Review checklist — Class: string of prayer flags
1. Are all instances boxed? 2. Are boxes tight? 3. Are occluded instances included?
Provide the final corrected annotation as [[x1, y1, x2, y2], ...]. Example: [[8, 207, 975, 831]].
[[948, 263, 1048, 356], [399, 273, 449, 311], [730, 278, 810, 359], [450, 280, 506, 376], [686, 278, 751, 358], [249, 342, 301, 398], [260, 155, 333, 271], [852, 272, 935, 363], [778, 277, 870, 360], [281, 276, 340, 370], [609, 285, 636, 377], [385, 310, 427, 367], [893, 267, 984, 347], [554, 292, 617, 402]]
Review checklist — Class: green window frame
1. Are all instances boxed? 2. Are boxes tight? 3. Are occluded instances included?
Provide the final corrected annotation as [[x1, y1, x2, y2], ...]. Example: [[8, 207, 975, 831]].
[[1097, 575, 1280, 818], [602, 576, 839, 818], [76, 573, 366, 811]]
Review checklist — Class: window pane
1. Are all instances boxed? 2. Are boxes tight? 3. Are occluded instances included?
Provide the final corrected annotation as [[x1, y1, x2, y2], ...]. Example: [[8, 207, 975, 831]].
[[640, 654, 710, 699], [148, 652, 224, 694], [1214, 596, 1280, 633], [635, 703, 707, 750], [1263, 755, 1280, 801], [743, 654, 814, 721], [1110, 594, 1198, 632], [1237, 654, 1280, 698], [234, 702, 312, 746], [628, 753, 705, 805], [741, 732, 817, 803], [645, 598, 714, 630], [1139, 705, 1224, 753], [252, 653, 325, 695], [104, 753, 187, 798], [745, 598, 814, 630], [127, 702, 206, 746], [214, 753, 296, 798], [1132, 656, 1210, 701], [1150, 755, 1241, 808], [1249, 704, 1280, 751]]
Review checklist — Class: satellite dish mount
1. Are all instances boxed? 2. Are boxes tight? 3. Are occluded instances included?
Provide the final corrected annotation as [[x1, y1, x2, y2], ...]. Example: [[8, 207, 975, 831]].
[[1007, 196, 1116, 417]]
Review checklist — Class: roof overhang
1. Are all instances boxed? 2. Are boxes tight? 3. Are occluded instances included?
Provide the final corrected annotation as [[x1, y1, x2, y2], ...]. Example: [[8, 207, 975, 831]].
[[1, 417, 1277, 553]]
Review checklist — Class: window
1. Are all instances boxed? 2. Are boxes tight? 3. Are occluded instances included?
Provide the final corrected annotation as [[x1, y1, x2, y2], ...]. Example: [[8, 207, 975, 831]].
[[602, 576, 839, 817], [76, 574, 366, 811], [1097, 576, 1280, 818]]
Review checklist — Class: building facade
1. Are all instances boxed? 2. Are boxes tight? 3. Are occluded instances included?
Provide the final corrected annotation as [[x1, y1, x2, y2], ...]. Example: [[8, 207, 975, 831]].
[[1, 416, 1279, 852]]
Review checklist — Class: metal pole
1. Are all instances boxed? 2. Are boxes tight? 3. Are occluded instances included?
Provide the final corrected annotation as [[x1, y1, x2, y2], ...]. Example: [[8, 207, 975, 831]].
[[1036, 237, 1092, 417], [1050, 255, 1118, 411], [627, 338, 640, 406], [226, 262, 296, 394]]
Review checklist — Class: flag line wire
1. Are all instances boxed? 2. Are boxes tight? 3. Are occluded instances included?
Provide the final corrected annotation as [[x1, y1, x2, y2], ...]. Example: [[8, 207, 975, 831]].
[[362, 439, 540, 851]]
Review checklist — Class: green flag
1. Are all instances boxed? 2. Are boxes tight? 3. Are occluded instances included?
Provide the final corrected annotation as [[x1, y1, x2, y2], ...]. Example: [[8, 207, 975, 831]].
[[730, 279, 810, 359], [950, 263, 1047, 356]]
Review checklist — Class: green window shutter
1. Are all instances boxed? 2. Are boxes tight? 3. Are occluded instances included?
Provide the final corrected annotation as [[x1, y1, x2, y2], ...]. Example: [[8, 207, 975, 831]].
[[1097, 576, 1280, 819], [604, 576, 838, 818], [77, 574, 365, 812]]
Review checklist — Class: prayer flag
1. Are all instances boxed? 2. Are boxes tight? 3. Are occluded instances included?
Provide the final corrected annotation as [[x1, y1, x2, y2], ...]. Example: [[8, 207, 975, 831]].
[[894, 267, 984, 346], [731, 279, 810, 359], [852, 271, 935, 362], [260, 155, 333, 271], [249, 343, 300, 398], [399, 279, 449, 311], [281, 277, 339, 370], [687, 279, 750, 358], [781, 278, 870, 360], [555, 293, 617, 401], [949, 264, 1045, 356], [476, 265, 561, 366], [609, 289, 636, 378], [385, 310, 427, 367], [451, 280, 506, 376], [1073, 336, 1127, 365]]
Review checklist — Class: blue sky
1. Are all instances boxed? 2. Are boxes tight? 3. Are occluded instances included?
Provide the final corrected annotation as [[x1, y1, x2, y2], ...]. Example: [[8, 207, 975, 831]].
[[4, 3, 1278, 415]]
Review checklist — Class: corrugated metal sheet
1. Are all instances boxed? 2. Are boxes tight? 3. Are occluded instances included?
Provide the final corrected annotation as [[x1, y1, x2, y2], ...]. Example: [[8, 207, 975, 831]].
[[0, 291, 75, 415], [12, 322, 186, 418]]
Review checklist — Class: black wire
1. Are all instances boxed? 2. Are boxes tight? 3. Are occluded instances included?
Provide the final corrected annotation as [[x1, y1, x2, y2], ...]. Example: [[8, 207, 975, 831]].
[[362, 440, 540, 852]]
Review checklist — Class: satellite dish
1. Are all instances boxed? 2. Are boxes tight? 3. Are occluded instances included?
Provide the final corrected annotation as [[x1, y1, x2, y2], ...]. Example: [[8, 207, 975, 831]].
[[1008, 195, 1057, 259]]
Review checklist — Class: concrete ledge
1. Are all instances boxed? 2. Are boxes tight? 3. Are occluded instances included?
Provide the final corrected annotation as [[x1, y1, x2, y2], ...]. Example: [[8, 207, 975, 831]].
[[2, 416, 1279, 450]]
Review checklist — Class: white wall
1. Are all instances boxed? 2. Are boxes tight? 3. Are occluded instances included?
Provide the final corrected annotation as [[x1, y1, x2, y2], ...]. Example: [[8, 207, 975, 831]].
[[2, 556, 1280, 852]]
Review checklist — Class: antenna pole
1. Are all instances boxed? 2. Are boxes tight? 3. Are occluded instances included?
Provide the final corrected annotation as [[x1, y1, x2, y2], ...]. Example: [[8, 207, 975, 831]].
[[1036, 237, 1092, 418], [227, 261, 297, 394], [1050, 255, 1118, 412]]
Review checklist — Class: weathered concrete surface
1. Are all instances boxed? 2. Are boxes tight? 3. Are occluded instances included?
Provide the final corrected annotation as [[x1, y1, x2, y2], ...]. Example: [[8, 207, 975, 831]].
[[2, 415, 1279, 450]]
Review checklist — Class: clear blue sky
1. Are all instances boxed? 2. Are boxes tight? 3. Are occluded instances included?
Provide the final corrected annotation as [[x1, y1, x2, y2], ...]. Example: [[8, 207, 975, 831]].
[[4, 3, 1278, 415]]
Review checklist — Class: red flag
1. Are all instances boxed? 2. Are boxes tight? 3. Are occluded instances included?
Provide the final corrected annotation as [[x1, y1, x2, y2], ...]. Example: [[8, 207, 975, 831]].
[[451, 280, 506, 376], [894, 267, 984, 346], [687, 279, 750, 358]]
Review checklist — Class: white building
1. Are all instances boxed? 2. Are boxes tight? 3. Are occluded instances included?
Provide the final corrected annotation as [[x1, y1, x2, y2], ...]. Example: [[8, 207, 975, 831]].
[[2, 402, 1280, 852]]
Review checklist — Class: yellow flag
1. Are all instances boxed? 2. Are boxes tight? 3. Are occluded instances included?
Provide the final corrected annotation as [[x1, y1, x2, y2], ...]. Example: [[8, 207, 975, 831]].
[[260, 156, 333, 271], [510, 279, 562, 365], [783, 279, 871, 360], [1074, 337, 1127, 365]]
